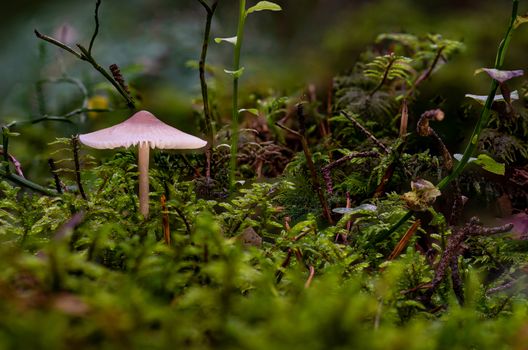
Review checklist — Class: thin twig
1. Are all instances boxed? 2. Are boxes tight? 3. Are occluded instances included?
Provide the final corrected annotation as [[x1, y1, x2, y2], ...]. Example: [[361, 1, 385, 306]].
[[341, 111, 390, 154], [48, 158, 64, 194], [34, 30, 82, 59], [161, 194, 171, 245], [77, 44, 135, 109], [6, 108, 111, 129], [486, 279, 517, 295], [0, 168, 58, 196], [35, 0, 135, 109], [323, 151, 379, 172], [88, 0, 102, 55], [274, 122, 301, 138], [197, 0, 219, 141], [407, 46, 446, 97], [197, 0, 213, 13], [71, 136, 88, 200]]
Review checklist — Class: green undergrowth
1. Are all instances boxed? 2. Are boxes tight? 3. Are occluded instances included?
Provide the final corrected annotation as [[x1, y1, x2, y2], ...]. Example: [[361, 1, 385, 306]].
[[0, 161, 527, 349]]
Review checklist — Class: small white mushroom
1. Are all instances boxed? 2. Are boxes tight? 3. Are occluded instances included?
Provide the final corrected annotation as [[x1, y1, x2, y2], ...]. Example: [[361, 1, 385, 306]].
[[79, 110, 207, 218]]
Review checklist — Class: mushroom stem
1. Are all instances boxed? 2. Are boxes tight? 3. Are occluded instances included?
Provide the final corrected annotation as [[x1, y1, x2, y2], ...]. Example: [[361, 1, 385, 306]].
[[138, 142, 150, 218]]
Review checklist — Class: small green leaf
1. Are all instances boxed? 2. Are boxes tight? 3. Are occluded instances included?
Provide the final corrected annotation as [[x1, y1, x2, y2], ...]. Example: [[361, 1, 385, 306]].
[[514, 14, 528, 28], [239, 108, 259, 116], [454, 153, 504, 175], [215, 36, 237, 45], [474, 154, 505, 175], [224, 67, 245, 78], [246, 1, 282, 15]]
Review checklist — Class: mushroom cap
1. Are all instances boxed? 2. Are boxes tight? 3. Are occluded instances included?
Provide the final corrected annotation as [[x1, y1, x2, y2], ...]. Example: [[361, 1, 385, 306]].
[[79, 110, 207, 150]]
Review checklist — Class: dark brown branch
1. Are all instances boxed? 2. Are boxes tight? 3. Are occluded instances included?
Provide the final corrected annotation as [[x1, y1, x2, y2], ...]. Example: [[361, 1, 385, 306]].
[[161, 194, 171, 245], [71, 136, 88, 200], [323, 151, 380, 172], [34, 30, 82, 59], [408, 46, 446, 97], [35, 1, 135, 110], [424, 217, 514, 303], [450, 255, 464, 305], [48, 158, 64, 194], [88, 0, 102, 55], [275, 122, 301, 138], [198, 0, 219, 141], [341, 111, 390, 154], [76, 44, 135, 109]]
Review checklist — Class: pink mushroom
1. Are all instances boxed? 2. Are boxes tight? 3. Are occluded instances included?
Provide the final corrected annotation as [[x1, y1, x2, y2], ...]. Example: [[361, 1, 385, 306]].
[[79, 110, 207, 218]]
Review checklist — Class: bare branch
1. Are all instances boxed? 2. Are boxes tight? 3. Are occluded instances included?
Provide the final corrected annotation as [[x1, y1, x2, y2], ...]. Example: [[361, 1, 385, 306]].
[[341, 111, 390, 154], [34, 30, 82, 59], [88, 0, 102, 55]]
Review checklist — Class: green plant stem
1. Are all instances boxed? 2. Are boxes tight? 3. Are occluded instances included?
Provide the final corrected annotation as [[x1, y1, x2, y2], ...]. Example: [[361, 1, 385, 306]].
[[198, 0, 219, 142], [228, 0, 247, 193], [0, 168, 58, 196], [437, 1, 517, 190], [380, 0, 519, 244]]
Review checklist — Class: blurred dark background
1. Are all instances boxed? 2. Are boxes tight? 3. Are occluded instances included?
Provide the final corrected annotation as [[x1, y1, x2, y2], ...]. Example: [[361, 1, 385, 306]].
[[0, 0, 527, 177]]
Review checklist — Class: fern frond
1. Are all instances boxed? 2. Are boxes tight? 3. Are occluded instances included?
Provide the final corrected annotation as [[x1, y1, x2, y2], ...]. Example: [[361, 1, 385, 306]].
[[364, 54, 414, 93]]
